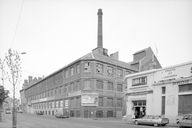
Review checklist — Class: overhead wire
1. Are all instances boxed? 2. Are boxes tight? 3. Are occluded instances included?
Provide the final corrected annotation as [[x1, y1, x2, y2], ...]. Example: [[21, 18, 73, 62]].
[[9, 0, 25, 48]]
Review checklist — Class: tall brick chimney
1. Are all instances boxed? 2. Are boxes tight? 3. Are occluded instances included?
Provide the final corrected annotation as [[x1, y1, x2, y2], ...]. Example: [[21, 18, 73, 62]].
[[97, 9, 103, 48], [93, 9, 108, 56]]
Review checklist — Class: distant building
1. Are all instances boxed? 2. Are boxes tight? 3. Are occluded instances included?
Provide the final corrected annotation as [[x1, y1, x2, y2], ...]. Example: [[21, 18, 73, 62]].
[[20, 76, 42, 113], [20, 9, 160, 118], [125, 61, 192, 123]]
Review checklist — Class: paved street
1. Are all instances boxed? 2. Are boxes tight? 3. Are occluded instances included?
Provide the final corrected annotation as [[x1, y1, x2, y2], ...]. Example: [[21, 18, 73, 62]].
[[0, 113, 177, 128]]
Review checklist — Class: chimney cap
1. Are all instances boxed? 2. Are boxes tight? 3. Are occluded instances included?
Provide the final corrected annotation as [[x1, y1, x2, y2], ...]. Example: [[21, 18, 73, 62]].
[[97, 9, 103, 15]]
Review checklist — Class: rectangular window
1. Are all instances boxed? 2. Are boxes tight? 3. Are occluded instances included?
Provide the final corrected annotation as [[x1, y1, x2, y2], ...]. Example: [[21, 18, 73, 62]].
[[107, 81, 113, 90], [73, 82, 77, 92], [179, 94, 192, 114], [162, 87, 166, 94], [76, 64, 80, 74], [70, 82, 74, 92], [71, 67, 74, 76], [76, 81, 80, 91], [68, 84, 72, 93], [65, 70, 69, 78], [107, 66, 113, 76], [117, 98, 123, 107], [96, 80, 103, 90], [59, 87, 61, 94], [179, 84, 192, 92], [117, 84, 123, 92], [50, 90, 53, 96], [60, 100, 63, 108], [56, 101, 59, 108], [107, 98, 113, 107], [99, 97, 103, 106], [132, 76, 147, 86], [117, 69, 123, 77], [84, 62, 91, 72], [96, 63, 103, 73], [83, 80, 91, 90]]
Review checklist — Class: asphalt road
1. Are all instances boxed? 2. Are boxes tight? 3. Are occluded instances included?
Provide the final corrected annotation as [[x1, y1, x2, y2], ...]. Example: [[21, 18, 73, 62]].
[[1, 113, 177, 128]]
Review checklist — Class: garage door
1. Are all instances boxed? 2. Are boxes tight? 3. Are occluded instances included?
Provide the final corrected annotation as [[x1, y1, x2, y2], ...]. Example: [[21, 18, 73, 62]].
[[178, 94, 192, 114]]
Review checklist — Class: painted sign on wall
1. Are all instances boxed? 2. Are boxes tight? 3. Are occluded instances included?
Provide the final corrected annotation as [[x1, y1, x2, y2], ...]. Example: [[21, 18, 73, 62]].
[[81, 93, 98, 106], [155, 63, 192, 82]]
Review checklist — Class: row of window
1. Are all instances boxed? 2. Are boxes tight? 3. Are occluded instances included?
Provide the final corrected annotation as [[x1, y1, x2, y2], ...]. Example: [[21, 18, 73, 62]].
[[32, 97, 123, 109], [26, 60, 132, 99], [28, 80, 81, 101], [161, 83, 192, 95], [36, 110, 116, 118], [84, 62, 131, 77], [28, 80, 123, 102]]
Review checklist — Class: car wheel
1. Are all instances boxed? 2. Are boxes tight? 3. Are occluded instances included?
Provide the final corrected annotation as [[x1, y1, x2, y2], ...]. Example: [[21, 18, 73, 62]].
[[177, 123, 182, 128], [154, 123, 158, 127], [134, 120, 138, 125]]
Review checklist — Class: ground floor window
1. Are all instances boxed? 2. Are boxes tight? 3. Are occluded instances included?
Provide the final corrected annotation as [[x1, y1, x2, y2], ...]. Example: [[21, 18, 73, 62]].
[[70, 110, 74, 117], [96, 110, 103, 118], [107, 110, 113, 117], [178, 94, 192, 114], [84, 110, 90, 118]]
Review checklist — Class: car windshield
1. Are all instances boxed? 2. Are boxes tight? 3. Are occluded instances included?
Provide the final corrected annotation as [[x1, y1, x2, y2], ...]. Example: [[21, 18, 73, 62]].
[[184, 115, 192, 120], [143, 115, 161, 119]]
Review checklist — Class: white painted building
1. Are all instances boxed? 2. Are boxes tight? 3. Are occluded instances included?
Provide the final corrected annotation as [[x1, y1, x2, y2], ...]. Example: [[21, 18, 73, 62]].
[[125, 61, 192, 123]]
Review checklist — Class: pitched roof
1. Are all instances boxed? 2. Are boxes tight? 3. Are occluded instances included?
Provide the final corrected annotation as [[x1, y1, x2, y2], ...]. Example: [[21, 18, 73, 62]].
[[79, 52, 138, 71], [24, 51, 137, 90]]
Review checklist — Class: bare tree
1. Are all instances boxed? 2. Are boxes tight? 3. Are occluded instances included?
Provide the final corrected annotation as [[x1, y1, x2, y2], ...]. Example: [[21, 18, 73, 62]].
[[0, 58, 7, 122], [5, 49, 22, 128]]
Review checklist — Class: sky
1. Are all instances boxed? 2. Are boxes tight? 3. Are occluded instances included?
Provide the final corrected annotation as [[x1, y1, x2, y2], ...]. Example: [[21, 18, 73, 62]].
[[0, 0, 192, 98]]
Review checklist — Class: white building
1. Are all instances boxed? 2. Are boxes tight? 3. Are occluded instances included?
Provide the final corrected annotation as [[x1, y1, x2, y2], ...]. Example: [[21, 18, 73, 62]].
[[125, 61, 192, 123]]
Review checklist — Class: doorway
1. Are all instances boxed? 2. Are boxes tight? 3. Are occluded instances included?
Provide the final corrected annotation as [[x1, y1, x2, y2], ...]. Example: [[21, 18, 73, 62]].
[[132, 100, 146, 119]]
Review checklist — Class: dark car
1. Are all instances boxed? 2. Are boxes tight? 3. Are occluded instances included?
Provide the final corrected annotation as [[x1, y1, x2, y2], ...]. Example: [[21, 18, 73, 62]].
[[36, 111, 44, 115], [55, 113, 69, 118], [177, 114, 192, 128], [133, 115, 169, 127]]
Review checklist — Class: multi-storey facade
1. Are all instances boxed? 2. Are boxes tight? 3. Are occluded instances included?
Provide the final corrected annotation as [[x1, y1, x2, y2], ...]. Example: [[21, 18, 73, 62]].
[[125, 61, 192, 123], [24, 53, 136, 118], [21, 9, 161, 118]]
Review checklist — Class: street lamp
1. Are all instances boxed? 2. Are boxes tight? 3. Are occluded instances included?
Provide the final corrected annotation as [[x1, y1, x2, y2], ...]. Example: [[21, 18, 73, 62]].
[[12, 51, 26, 128], [3, 50, 26, 128]]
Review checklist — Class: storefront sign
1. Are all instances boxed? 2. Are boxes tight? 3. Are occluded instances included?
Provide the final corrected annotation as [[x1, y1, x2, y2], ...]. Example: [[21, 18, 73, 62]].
[[81, 93, 98, 106], [172, 80, 190, 85], [155, 63, 192, 82]]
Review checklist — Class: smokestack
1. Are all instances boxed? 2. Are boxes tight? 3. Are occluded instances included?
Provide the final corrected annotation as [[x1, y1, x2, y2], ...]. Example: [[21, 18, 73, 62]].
[[97, 9, 103, 48]]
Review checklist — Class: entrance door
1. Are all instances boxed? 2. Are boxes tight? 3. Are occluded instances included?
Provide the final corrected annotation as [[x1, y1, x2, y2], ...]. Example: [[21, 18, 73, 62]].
[[133, 100, 146, 119]]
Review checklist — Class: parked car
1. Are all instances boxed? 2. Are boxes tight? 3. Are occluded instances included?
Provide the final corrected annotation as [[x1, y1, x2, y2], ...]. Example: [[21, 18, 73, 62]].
[[55, 113, 69, 118], [177, 114, 192, 128], [133, 115, 169, 127], [36, 111, 44, 115], [17, 110, 23, 113]]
